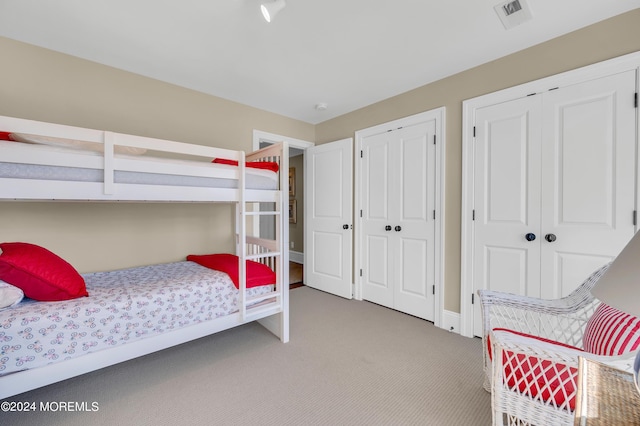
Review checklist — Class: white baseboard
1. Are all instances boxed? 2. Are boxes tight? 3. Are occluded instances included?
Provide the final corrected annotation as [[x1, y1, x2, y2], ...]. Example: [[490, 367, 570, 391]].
[[440, 310, 462, 335], [290, 251, 304, 264]]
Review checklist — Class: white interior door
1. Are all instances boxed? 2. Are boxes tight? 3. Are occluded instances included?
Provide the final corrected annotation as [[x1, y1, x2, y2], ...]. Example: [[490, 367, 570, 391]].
[[539, 70, 637, 298], [304, 138, 353, 299]]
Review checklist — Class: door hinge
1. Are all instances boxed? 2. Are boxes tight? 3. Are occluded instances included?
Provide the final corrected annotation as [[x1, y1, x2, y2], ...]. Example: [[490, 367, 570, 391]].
[[473, 126, 476, 137], [360, 150, 363, 158], [432, 285, 435, 295], [433, 134, 436, 145], [360, 209, 363, 218], [360, 269, 363, 277], [471, 293, 475, 304], [634, 210, 637, 226], [635, 92, 638, 108], [433, 210, 436, 220], [472, 210, 475, 221]]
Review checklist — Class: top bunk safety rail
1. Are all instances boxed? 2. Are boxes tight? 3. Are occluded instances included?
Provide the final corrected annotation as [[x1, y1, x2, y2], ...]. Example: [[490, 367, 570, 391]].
[[0, 115, 285, 203]]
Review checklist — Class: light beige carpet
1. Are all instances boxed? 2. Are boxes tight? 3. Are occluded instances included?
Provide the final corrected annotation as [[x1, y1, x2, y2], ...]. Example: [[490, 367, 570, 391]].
[[1, 287, 491, 426]]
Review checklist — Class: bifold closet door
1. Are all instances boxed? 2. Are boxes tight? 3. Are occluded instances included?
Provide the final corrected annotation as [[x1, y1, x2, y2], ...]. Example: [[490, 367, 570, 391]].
[[472, 96, 543, 304], [539, 70, 637, 298], [472, 70, 637, 336], [361, 121, 436, 321]]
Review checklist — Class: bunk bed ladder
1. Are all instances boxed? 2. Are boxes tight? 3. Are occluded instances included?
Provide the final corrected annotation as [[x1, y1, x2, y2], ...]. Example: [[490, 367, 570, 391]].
[[236, 142, 289, 343]]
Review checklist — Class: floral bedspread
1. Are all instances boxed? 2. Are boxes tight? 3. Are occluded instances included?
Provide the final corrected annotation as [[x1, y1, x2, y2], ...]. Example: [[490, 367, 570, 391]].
[[0, 261, 272, 376]]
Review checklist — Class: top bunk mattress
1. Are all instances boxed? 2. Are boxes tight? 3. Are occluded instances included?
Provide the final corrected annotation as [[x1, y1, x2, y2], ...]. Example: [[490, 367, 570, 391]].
[[0, 141, 278, 191]]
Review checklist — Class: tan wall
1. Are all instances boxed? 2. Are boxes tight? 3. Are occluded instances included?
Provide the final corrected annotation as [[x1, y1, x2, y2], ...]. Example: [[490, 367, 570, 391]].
[[0, 37, 314, 273], [2, 9, 640, 309], [288, 155, 304, 252], [315, 9, 640, 313]]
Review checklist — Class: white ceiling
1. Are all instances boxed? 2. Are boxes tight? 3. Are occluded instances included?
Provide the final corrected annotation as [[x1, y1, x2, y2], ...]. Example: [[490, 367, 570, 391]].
[[1, 1, 638, 124]]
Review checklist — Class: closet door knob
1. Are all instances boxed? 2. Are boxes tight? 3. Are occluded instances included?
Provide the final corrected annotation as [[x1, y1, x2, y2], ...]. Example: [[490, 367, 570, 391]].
[[343, 224, 349, 230], [545, 233, 557, 243], [525, 233, 536, 241], [395, 226, 402, 232], [385, 225, 392, 231]]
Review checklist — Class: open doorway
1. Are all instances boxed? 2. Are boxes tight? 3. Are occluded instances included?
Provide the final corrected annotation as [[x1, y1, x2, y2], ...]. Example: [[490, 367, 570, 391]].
[[253, 131, 313, 286]]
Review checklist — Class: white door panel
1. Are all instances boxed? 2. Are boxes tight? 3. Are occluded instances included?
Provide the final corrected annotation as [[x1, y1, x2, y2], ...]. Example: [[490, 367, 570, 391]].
[[484, 246, 529, 294], [540, 71, 637, 298], [313, 149, 346, 218], [395, 122, 436, 320], [400, 130, 430, 222], [554, 253, 614, 297], [472, 97, 542, 336], [366, 141, 391, 221], [311, 231, 344, 278], [395, 237, 432, 319], [364, 234, 392, 305], [361, 131, 395, 306], [305, 138, 353, 299]]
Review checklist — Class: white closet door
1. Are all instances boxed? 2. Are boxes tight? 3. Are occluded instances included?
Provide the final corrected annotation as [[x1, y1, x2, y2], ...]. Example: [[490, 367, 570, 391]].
[[304, 138, 353, 299], [472, 96, 542, 337], [361, 122, 436, 321], [539, 70, 637, 298], [394, 121, 437, 320], [361, 131, 394, 307], [471, 70, 637, 337]]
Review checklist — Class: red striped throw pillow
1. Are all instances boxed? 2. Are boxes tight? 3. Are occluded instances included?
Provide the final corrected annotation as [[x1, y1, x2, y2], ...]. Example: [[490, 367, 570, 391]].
[[583, 303, 640, 356]]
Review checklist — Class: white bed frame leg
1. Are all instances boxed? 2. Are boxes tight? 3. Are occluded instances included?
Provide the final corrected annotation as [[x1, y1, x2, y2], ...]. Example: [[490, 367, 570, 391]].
[[257, 310, 289, 343]]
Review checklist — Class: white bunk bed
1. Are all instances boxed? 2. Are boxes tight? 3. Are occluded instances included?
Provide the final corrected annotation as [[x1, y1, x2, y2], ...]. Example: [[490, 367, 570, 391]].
[[0, 115, 289, 399]]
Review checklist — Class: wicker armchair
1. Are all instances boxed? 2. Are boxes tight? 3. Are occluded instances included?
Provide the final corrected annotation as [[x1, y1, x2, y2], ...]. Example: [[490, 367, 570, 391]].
[[479, 262, 640, 425], [479, 263, 610, 392], [490, 327, 637, 425]]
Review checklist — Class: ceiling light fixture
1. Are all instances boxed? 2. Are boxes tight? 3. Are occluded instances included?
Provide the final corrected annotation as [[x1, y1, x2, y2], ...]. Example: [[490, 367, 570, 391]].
[[261, 0, 286, 23]]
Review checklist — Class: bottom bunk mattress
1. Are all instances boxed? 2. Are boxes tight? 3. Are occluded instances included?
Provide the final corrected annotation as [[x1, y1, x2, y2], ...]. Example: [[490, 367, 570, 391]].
[[0, 261, 273, 377]]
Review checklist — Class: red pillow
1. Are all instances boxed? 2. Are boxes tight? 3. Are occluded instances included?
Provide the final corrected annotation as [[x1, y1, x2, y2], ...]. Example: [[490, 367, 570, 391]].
[[212, 158, 279, 173], [186, 253, 276, 289], [0, 242, 88, 301], [0, 131, 13, 141]]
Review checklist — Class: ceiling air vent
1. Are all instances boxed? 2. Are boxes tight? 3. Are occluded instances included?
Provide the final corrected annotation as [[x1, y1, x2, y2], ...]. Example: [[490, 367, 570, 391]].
[[494, 0, 532, 29]]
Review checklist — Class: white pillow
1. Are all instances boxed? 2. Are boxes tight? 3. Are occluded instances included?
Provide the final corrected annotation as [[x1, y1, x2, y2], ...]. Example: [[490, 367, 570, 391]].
[[0, 280, 24, 310]]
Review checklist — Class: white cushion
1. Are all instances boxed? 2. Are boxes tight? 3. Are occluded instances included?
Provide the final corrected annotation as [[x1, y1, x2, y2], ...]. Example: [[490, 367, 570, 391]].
[[0, 280, 24, 310]]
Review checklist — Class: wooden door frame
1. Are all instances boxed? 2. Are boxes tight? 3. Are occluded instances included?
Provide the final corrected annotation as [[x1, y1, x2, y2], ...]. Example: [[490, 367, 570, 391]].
[[460, 51, 640, 338], [355, 108, 446, 329]]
